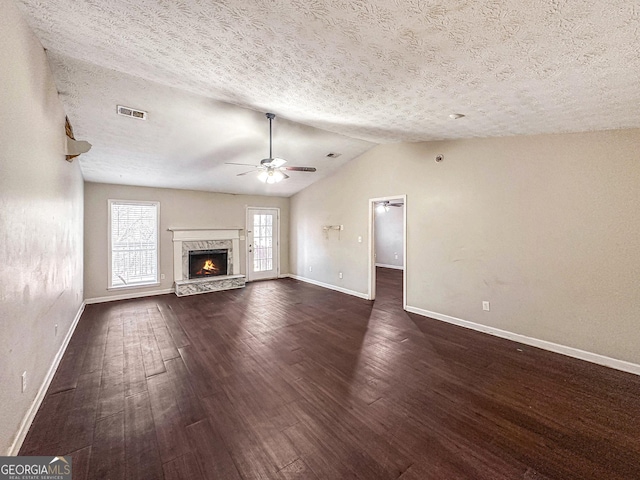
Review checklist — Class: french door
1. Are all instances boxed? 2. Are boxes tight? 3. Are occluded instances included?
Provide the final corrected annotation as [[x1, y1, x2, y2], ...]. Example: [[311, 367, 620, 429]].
[[246, 208, 279, 281]]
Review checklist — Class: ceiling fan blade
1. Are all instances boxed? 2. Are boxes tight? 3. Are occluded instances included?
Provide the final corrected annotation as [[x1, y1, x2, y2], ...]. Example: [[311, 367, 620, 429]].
[[281, 172, 290, 180], [260, 157, 288, 167], [226, 162, 259, 167], [270, 157, 287, 167], [283, 166, 316, 172], [237, 170, 258, 176]]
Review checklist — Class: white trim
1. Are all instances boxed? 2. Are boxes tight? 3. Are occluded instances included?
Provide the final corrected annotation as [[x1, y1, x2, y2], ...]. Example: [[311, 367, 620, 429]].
[[168, 227, 243, 233], [405, 305, 640, 376], [85, 288, 174, 305], [107, 282, 161, 291], [169, 228, 241, 242], [375, 263, 404, 270], [8, 301, 86, 456], [285, 274, 369, 300]]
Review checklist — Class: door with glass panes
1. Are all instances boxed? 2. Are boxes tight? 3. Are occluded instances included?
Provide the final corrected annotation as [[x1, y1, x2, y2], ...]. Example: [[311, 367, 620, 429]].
[[246, 208, 279, 281]]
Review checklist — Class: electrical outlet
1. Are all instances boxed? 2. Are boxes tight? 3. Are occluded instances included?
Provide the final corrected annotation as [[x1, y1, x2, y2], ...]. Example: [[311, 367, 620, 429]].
[[482, 301, 490, 311], [309, 266, 312, 272], [161, 273, 166, 280], [21, 371, 27, 393], [358, 236, 362, 243], [339, 272, 343, 279], [394, 253, 398, 259], [55, 324, 58, 336]]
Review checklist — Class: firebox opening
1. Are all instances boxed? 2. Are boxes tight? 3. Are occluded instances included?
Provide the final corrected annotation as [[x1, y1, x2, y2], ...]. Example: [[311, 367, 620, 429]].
[[189, 249, 228, 279]]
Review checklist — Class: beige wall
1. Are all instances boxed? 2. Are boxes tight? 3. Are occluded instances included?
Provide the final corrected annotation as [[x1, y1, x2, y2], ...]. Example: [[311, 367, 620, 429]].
[[290, 128, 640, 365], [0, 1, 84, 454], [84, 182, 290, 300]]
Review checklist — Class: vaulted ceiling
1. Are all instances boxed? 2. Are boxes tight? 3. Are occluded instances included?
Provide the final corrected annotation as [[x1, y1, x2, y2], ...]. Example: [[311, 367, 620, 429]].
[[16, 0, 640, 196]]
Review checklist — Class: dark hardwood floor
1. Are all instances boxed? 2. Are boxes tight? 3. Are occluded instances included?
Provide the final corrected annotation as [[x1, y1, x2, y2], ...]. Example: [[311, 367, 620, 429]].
[[20, 268, 640, 479]]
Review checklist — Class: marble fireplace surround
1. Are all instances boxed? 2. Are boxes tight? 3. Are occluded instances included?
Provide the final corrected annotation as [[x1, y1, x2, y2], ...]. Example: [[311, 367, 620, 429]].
[[169, 228, 245, 296]]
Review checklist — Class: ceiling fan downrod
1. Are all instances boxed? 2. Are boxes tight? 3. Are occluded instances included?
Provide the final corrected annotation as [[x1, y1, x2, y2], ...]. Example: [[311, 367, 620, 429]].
[[266, 112, 275, 160]]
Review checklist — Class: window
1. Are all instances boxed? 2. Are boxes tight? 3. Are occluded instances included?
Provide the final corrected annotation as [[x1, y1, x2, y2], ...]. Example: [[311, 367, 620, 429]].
[[253, 213, 273, 272], [109, 200, 159, 288]]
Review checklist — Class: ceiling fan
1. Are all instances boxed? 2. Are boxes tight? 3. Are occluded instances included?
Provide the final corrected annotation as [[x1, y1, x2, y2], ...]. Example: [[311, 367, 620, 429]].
[[376, 200, 404, 212], [226, 113, 316, 183]]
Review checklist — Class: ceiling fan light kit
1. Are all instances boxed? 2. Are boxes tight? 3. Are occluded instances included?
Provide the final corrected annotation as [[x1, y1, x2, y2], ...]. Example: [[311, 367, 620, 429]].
[[226, 113, 317, 184], [375, 200, 404, 213], [258, 169, 286, 184]]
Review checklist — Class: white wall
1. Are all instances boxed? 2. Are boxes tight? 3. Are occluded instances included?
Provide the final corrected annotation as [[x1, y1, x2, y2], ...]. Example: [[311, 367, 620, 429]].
[[375, 204, 404, 268], [84, 182, 290, 300], [290, 128, 640, 366], [0, 1, 84, 454]]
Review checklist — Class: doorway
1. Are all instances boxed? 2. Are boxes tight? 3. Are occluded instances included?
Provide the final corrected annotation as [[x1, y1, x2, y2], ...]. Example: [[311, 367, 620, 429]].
[[368, 195, 407, 308], [246, 207, 280, 281]]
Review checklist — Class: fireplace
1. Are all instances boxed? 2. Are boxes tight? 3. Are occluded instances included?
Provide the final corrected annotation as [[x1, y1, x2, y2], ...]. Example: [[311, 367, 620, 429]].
[[189, 249, 228, 278], [170, 228, 246, 297]]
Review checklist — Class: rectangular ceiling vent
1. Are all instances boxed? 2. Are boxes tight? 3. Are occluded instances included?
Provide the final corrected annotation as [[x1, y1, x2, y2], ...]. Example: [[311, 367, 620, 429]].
[[117, 105, 147, 120], [325, 152, 342, 158]]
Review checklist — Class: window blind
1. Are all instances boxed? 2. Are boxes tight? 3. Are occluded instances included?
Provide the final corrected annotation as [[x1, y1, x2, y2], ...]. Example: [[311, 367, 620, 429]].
[[110, 201, 158, 288]]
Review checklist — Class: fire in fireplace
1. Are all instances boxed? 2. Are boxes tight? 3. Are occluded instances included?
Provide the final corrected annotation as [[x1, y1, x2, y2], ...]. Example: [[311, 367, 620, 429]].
[[189, 249, 228, 279]]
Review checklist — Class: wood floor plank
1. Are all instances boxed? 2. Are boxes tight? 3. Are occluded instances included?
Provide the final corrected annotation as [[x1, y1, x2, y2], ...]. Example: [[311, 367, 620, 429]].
[[177, 345, 219, 398], [88, 412, 125, 480], [97, 353, 125, 420], [66, 445, 91, 480], [202, 392, 298, 474], [158, 303, 190, 348], [185, 419, 242, 480], [282, 420, 360, 479], [123, 317, 147, 397], [19, 390, 75, 456], [147, 306, 166, 330], [47, 310, 96, 394], [137, 313, 166, 377], [164, 357, 206, 425], [124, 392, 163, 480], [147, 372, 191, 463], [277, 458, 319, 480], [162, 452, 204, 480], [153, 325, 181, 361], [59, 373, 101, 453], [80, 312, 109, 374]]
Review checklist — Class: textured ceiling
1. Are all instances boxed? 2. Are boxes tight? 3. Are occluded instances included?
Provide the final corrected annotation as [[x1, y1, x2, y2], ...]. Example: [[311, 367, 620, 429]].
[[14, 0, 640, 193], [46, 52, 373, 196]]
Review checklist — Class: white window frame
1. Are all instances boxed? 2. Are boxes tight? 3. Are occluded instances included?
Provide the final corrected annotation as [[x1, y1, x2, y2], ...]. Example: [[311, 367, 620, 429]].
[[108, 199, 160, 290]]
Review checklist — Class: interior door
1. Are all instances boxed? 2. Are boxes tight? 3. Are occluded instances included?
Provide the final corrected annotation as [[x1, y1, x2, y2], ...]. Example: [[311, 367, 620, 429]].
[[246, 208, 279, 281]]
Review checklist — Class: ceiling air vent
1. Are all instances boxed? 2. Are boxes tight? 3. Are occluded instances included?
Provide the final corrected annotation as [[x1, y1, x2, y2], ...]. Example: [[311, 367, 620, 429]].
[[117, 105, 147, 120], [326, 152, 342, 158]]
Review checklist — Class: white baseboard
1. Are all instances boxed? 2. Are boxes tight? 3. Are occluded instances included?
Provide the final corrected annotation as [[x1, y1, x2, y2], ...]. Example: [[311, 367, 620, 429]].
[[8, 301, 86, 456], [405, 305, 640, 376], [284, 274, 369, 300], [85, 287, 175, 304], [375, 263, 404, 270]]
